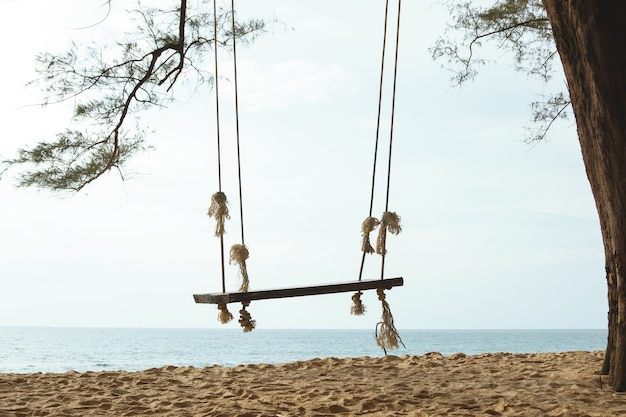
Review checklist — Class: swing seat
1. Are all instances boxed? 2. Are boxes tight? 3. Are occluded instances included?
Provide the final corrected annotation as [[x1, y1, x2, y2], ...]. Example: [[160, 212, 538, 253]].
[[194, 277, 403, 305]]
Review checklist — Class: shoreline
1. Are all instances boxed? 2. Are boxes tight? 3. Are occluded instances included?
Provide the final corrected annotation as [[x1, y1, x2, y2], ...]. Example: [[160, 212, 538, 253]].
[[0, 328, 608, 375], [2, 350, 625, 416]]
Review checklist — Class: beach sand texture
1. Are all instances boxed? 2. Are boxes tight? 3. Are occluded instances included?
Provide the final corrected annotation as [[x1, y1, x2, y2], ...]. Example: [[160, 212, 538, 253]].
[[2, 351, 625, 416]]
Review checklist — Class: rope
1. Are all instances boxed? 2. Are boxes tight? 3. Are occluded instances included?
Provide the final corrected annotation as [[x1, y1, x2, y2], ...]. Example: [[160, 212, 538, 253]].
[[379, 0, 403, 280], [355, 0, 404, 279], [227, 0, 252, 298], [217, 303, 234, 324], [350, 291, 366, 316], [375, 2, 403, 353], [208, 191, 230, 237], [209, 0, 251, 327], [352, 2, 403, 347], [375, 288, 405, 354], [229, 243, 250, 292], [376, 211, 402, 255], [239, 301, 256, 332], [210, 0, 228, 295], [361, 216, 380, 254], [353, 0, 403, 317], [352, 0, 391, 316], [356, 0, 390, 284], [230, 0, 246, 247]]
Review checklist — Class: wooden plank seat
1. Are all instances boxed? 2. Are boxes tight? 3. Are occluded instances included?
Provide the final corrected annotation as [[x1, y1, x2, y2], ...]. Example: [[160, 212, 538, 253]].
[[194, 277, 404, 305]]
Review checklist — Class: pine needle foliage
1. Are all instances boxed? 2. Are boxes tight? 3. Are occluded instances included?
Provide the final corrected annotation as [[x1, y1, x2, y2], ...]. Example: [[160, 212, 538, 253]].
[[430, 0, 571, 143], [3, 0, 266, 192]]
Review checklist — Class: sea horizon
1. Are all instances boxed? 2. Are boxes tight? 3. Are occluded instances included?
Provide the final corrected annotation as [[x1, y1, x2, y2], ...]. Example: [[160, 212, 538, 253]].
[[0, 325, 607, 330], [0, 327, 607, 374]]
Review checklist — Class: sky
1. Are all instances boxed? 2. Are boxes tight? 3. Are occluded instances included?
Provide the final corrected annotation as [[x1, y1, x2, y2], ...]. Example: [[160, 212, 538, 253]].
[[0, 0, 605, 330]]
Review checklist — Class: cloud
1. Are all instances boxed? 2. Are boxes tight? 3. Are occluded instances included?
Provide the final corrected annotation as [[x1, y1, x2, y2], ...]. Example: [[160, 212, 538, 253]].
[[219, 59, 359, 112]]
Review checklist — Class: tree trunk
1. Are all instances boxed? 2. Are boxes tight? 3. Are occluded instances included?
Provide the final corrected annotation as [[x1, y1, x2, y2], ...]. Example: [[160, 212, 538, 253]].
[[542, 1, 626, 391]]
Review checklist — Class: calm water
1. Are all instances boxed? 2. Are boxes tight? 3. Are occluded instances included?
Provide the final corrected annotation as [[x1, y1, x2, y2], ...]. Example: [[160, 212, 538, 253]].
[[0, 327, 607, 374]]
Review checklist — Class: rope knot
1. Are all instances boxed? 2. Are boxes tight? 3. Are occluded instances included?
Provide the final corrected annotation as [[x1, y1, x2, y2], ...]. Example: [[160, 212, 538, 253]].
[[361, 216, 380, 254], [230, 244, 250, 292], [239, 301, 256, 332], [350, 291, 366, 316], [375, 287, 404, 354], [212, 191, 228, 204], [208, 191, 231, 237], [217, 304, 233, 324], [376, 287, 387, 301], [376, 211, 402, 255]]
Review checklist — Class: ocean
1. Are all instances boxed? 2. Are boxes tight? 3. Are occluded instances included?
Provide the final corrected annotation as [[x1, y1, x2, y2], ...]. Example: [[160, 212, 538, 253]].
[[0, 327, 607, 374]]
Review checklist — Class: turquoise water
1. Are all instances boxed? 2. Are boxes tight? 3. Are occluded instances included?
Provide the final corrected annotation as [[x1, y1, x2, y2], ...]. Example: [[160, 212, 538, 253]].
[[0, 328, 607, 374]]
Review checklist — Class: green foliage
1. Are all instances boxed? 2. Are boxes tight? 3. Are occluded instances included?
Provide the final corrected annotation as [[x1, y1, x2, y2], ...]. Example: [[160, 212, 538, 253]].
[[431, 0, 569, 142], [526, 91, 570, 141], [432, 0, 553, 84], [4, 1, 266, 192], [7, 130, 146, 191]]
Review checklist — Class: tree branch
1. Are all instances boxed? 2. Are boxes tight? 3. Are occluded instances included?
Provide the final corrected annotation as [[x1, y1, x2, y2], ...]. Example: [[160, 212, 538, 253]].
[[430, 0, 570, 142], [4, 0, 266, 192]]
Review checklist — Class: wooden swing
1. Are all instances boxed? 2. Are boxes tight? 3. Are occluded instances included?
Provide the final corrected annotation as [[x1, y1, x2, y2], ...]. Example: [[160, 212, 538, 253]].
[[194, 0, 405, 351], [194, 277, 405, 305]]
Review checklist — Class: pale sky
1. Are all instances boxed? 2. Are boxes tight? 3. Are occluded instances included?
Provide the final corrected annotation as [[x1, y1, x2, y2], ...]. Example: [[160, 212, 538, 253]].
[[0, 0, 605, 330]]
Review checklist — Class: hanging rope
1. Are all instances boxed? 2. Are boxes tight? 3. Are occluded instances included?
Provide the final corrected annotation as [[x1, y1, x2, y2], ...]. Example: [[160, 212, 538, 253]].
[[375, 288, 404, 354], [356, 0, 390, 283], [230, 244, 250, 292], [230, 0, 245, 248], [208, 0, 238, 322], [374, 0, 403, 353], [352, 1, 404, 355], [350, 291, 366, 315], [375, 211, 402, 255], [351, 0, 392, 316], [239, 301, 256, 332], [352, 0, 404, 325], [378, 0, 403, 279], [227, 0, 252, 298], [208, 0, 252, 327], [209, 0, 231, 325], [361, 216, 381, 255], [373, 0, 403, 354], [208, 191, 230, 237], [217, 303, 234, 324]]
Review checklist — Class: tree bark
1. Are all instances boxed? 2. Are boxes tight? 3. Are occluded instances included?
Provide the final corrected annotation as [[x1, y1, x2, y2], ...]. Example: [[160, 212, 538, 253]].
[[542, 1, 626, 391]]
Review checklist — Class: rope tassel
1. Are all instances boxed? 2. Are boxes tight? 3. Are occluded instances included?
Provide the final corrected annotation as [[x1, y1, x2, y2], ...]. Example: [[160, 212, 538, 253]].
[[350, 291, 366, 316], [239, 301, 256, 332], [375, 288, 404, 354], [361, 216, 381, 254], [217, 304, 234, 324], [376, 211, 402, 255], [207, 191, 230, 237], [230, 244, 250, 292]]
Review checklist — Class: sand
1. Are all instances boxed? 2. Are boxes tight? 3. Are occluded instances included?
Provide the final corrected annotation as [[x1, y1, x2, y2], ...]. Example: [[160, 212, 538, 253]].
[[2, 351, 625, 416]]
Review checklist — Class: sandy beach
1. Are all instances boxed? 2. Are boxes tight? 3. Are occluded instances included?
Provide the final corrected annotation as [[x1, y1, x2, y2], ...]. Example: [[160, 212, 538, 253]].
[[2, 350, 625, 416]]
